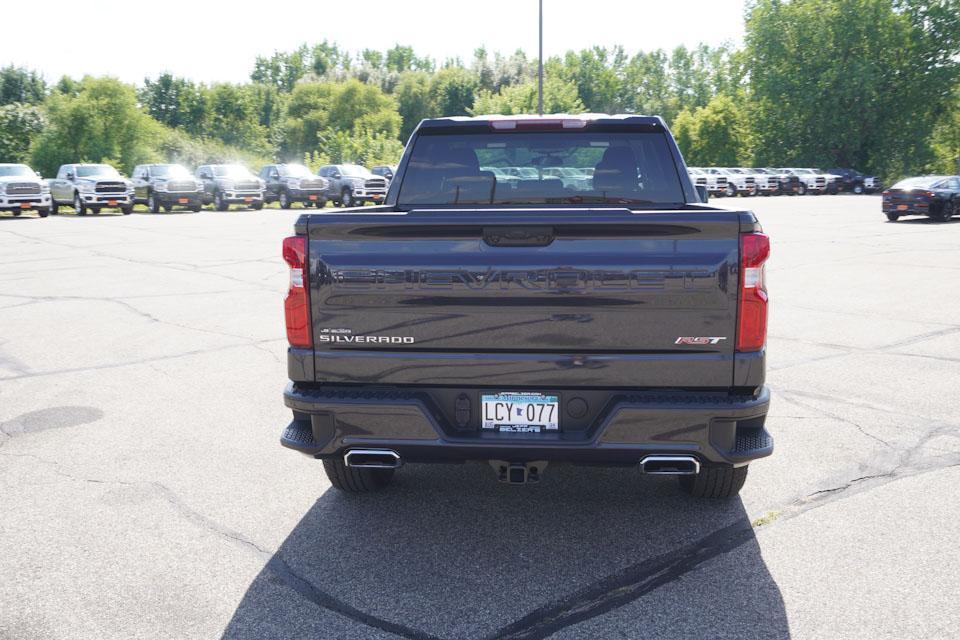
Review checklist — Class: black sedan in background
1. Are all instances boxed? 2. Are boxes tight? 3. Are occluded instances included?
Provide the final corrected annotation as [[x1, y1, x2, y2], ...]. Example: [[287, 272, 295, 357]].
[[882, 176, 960, 222], [825, 168, 881, 194]]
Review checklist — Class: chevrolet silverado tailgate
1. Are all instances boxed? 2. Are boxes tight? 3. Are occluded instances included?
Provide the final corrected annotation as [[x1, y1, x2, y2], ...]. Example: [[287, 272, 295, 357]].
[[308, 208, 742, 388]]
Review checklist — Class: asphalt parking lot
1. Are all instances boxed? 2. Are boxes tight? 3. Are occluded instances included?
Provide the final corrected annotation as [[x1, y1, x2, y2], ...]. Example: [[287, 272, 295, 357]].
[[2, 196, 959, 640]]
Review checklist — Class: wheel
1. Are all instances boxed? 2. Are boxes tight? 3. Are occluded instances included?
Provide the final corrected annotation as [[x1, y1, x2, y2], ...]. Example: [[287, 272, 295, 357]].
[[12, 210, 21, 217], [885, 212, 900, 222], [90, 207, 101, 215], [322, 458, 395, 493], [189, 205, 201, 213], [678, 465, 748, 498], [853, 183, 864, 195], [279, 190, 292, 209], [724, 183, 737, 198], [341, 188, 353, 208], [749, 186, 758, 197], [148, 193, 161, 214], [252, 201, 263, 210], [318, 199, 327, 208], [50, 200, 59, 215], [214, 191, 228, 211], [936, 200, 955, 222], [120, 204, 132, 215], [797, 183, 807, 195], [162, 204, 172, 212], [73, 192, 87, 215], [37, 207, 50, 218]]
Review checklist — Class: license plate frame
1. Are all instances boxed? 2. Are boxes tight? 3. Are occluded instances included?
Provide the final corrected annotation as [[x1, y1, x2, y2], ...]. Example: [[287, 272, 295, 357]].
[[897, 204, 908, 211], [481, 392, 559, 433]]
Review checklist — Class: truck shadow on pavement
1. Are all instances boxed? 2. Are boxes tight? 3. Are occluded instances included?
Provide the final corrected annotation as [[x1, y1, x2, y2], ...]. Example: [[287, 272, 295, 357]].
[[223, 463, 788, 639]]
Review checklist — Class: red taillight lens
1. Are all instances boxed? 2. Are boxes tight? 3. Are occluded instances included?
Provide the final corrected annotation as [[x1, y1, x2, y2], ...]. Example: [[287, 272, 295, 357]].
[[736, 232, 770, 352], [282, 236, 311, 348]]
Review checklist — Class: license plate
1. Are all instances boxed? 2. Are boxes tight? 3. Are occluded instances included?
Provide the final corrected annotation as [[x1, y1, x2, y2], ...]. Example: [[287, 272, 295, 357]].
[[19, 203, 30, 209], [107, 200, 117, 206], [481, 393, 559, 433], [372, 194, 383, 200], [897, 204, 908, 210], [178, 198, 189, 204], [308, 195, 318, 201]]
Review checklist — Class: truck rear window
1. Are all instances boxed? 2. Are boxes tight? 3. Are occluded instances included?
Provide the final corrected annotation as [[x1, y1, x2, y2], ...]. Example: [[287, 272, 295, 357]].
[[397, 131, 686, 206]]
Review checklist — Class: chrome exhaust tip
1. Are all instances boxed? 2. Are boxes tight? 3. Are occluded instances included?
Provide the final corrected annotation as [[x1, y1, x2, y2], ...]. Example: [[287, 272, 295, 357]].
[[640, 455, 700, 475], [343, 449, 402, 469]]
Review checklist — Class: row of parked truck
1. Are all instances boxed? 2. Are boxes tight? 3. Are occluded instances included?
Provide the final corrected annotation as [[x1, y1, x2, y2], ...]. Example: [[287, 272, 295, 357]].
[[0, 161, 399, 216], [687, 167, 881, 198]]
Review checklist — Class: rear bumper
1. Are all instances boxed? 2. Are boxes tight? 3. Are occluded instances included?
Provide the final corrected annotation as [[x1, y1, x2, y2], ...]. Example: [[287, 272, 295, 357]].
[[281, 383, 772, 467]]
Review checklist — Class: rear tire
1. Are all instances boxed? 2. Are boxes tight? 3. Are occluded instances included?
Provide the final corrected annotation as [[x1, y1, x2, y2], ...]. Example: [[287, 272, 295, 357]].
[[936, 200, 955, 222], [797, 183, 807, 196], [148, 192, 161, 214], [678, 465, 748, 498], [885, 212, 900, 222], [279, 190, 292, 209], [50, 200, 59, 215], [725, 183, 737, 198], [323, 458, 395, 493], [215, 191, 228, 211], [341, 188, 353, 208]]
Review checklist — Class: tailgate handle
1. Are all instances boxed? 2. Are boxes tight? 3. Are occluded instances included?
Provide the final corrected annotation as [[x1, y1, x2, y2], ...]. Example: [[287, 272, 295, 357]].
[[483, 226, 555, 247]]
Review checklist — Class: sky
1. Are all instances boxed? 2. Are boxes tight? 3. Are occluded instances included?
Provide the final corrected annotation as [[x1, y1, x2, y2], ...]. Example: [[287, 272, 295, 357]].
[[3, 0, 746, 85]]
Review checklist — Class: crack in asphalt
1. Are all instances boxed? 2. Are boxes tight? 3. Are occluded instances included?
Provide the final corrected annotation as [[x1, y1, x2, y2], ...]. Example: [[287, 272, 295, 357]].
[[777, 390, 894, 449]]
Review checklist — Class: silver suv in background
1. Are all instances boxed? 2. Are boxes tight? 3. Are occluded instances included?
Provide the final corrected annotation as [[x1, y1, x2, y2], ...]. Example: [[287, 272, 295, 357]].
[[196, 164, 264, 211], [49, 163, 134, 215], [259, 163, 328, 209], [0, 163, 51, 217], [132, 164, 203, 213], [317, 164, 388, 207]]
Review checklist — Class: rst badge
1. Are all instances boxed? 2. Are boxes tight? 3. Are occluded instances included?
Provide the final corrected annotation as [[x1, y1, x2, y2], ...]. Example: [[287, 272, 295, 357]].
[[675, 336, 727, 345]]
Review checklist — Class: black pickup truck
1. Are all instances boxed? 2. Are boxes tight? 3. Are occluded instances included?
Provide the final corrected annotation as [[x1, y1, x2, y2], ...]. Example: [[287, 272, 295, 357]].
[[280, 114, 772, 498]]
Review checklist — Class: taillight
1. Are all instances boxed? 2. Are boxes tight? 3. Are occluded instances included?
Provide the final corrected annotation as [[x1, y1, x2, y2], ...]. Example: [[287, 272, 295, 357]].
[[736, 232, 770, 352], [490, 119, 587, 131], [282, 236, 311, 348]]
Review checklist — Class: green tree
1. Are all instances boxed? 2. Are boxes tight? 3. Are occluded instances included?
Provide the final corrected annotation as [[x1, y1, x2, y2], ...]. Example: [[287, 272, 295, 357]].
[[429, 67, 477, 117], [671, 94, 750, 166], [30, 77, 162, 176], [0, 66, 46, 106], [395, 71, 433, 141], [206, 83, 270, 152], [746, 0, 960, 179], [929, 92, 960, 174], [471, 77, 585, 115], [0, 103, 45, 163]]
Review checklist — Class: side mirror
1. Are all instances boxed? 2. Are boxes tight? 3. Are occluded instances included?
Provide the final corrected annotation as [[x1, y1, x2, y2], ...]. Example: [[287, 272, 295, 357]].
[[66, 172, 75, 180], [332, 172, 341, 179], [695, 185, 709, 203]]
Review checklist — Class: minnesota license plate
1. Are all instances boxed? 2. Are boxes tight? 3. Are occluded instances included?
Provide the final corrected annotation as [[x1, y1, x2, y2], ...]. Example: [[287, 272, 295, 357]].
[[897, 204, 908, 210], [107, 200, 117, 206], [20, 203, 30, 208], [308, 195, 318, 201], [178, 198, 189, 204], [481, 393, 559, 433], [244, 197, 253, 202]]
